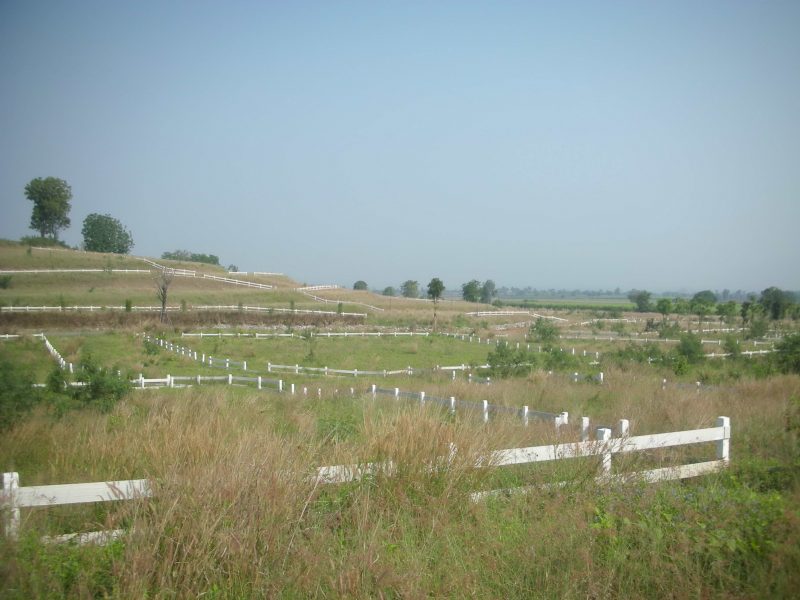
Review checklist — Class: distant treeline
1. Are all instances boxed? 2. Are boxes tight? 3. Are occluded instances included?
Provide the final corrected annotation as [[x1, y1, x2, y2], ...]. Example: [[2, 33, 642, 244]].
[[496, 287, 773, 302], [161, 250, 220, 266]]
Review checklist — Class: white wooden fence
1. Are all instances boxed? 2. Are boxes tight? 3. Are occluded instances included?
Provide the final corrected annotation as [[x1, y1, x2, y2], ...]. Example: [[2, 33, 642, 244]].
[[297, 290, 384, 312], [180, 331, 429, 339], [2, 417, 731, 544], [0, 304, 367, 317], [2, 472, 152, 543]]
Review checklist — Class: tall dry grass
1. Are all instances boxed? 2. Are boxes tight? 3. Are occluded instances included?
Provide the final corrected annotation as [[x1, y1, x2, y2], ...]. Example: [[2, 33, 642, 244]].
[[1, 370, 799, 598]]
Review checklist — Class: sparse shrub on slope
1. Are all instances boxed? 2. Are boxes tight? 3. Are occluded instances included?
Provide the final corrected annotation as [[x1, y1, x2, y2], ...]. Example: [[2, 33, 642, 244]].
[[0, 360, 39, 430]]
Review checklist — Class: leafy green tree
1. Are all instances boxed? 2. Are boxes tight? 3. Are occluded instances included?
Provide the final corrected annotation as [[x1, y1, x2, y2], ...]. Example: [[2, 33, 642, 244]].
[[401, 280, 419, 298], [775, 333, 800, 374], [656, 298, 672, 320], [716, 300, 738, 324], [759, 287, 793, 320], [692, 290, 717, 305], [81, 213, 134, 254], [627, 289, 652, 312], [480, 280, 497, 304], [427, 277, 445, 332], [382, 286, 395, 297], [462, 280, 481, 302], [25, 176, 72, 239], [690, 290, 717, 327], [353, 280, 368, 290], [672, 297, 690, 315]]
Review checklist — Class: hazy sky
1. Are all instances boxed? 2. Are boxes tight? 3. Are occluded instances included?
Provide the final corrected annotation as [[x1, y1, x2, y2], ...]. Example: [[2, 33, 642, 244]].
[[1, 1, 798, 292]]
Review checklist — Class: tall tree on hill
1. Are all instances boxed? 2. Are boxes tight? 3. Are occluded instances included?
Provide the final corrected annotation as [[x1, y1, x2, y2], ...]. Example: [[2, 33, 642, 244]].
[[81, 213, 134, 254], [24, 177, 72, 240], [427, 277, 445, 332]]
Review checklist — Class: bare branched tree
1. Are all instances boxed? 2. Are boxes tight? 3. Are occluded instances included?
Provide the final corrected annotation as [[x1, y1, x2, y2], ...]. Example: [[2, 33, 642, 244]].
[[153, 269, 174, 323]]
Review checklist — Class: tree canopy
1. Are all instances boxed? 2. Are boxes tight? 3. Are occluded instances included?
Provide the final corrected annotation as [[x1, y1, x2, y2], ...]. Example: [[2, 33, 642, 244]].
[[759, 287, 793, 320], [81, 213, 134, 254], [401, 280, 419, 298], [627, 289, 652, 312], [353, 280, 368, 290], [480, 280, 496, 304], [25, 177, 72, 240], [462, 280, 481, 302], [427, 278, 445, 302], [382, 286, 395, 297]]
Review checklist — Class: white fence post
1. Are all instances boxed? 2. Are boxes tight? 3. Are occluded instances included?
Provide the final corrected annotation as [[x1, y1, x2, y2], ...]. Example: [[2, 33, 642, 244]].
[[716, 416, 730, 462], [617, 419, 629, 437], [227, 374, 233, 385], [522, 405, 529, 426], [598, 372, 604, 384], [167, 374, 173, 388], [482, 400, 489, 423], [371, 384, 376, 398], [290, 383, 295, 395], [196, 374, 201, 386], [420, 391, 425, 405], [581, 417, 590, 442], [597, 428, 612, 475], [394, 387, 400, 398], [243, 361, 247, 371], [2, 472, 20, 540], [279, 380, 284, 393], [450, 396, 456, 414], [257, 376, 262, 390]]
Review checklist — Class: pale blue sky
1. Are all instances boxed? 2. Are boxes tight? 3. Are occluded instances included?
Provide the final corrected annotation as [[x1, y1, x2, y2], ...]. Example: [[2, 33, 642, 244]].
[[1, 1, 798, 292]]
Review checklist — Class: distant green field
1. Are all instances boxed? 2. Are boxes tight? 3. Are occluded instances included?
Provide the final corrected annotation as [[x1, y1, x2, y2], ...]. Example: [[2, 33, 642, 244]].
[[499, 298, 635, 311]]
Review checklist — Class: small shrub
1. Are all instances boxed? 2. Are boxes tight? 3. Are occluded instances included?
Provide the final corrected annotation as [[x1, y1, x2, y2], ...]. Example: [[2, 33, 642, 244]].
[[676, 332, 705, 364], [0, 275, 12, 289], [71, 356, 130, 412], [0, 359, 39, 430], [529, 318, 558, 347], [487, 342, 536, 377], [124, 298, 132, 312]]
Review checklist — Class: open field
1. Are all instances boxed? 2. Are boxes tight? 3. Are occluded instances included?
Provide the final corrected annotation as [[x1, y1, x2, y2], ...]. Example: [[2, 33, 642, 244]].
[[1, 242, 799, 598]]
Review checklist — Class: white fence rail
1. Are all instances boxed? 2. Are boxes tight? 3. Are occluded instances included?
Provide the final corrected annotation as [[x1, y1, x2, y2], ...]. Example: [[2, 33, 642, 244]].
[[2, 418, 730, 543], [298, 290, 384, 312], [471, 416, 731, 500], [2, 472, 152, 543]]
